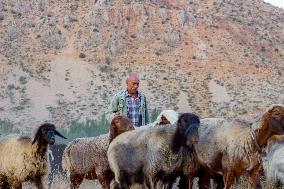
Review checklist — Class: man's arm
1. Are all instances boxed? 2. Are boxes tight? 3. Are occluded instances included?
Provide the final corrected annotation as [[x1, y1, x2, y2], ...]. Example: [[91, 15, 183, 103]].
[[105, 94, 120, 123], [144, 97, 150, 124]]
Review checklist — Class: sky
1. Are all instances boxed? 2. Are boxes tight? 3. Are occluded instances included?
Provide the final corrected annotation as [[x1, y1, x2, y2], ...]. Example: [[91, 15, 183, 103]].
[[263, 0, 284, 9]]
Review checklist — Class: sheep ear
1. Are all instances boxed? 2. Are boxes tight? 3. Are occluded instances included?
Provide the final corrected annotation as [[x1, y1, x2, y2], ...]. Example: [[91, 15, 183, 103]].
[[32, 132, 40, 145], [268, 117, 282, 128], [109, 120, 117, 144], [55, 130, 67, 139]]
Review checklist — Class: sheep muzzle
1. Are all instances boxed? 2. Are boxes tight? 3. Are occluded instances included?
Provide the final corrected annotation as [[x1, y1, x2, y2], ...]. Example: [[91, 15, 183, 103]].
[[185, 123, 199, 144], [269, 117, 284, 134]]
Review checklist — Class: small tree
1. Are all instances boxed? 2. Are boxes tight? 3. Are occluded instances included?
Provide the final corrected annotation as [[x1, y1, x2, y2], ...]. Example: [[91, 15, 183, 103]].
[[150, 109, 160, 123]]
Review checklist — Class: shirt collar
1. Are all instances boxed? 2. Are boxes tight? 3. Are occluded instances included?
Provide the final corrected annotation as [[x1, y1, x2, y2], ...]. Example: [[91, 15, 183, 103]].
[[125, 90, 141, 98]]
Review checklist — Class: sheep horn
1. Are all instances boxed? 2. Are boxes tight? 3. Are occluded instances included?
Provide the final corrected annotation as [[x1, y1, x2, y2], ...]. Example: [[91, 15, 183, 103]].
[[32, 134, 39, 145], [54, 130, 67, 139], [32, 130, 41, 145]]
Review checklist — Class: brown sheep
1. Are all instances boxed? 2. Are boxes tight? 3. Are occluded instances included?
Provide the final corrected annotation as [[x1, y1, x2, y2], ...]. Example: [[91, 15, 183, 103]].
[[0, 123, 66, 189], [62, 116, 134, 189], [194, 105, 284, 189]]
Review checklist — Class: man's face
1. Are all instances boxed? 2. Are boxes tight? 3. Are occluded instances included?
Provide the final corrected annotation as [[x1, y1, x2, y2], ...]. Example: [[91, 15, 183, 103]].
[[160, 115, 170, 125], [126, 76, 139, 95]]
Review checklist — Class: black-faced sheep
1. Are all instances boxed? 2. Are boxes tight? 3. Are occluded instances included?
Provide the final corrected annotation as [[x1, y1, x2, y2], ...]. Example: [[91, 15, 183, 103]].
[[62, 116, 134, 189], [194, 105, 284, 189], [0, 123, 66, 189], [107, 113, 200, 189]]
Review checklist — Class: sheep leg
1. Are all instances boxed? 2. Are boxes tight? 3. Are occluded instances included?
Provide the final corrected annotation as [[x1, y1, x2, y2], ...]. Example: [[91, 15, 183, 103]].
[[115, 170, 130, 189], [0, 180, 11, 189], [179, 174, 189, 189], [111, 180, 121, 189], [143, 178, 152, 189], [47, 172, 54, 189], [11, 182, 22, 189], [223, 170, 235, 189], [198, 171, 211, 189], [274, 181, 283, 189], [156, 170, 174, 189], [250, 165, 262, 189], [210, 174, 224, 189], [33, 177, 45, 189], [144, 175, 155, 189], [98, 173, 113, 189], [69, 174, 84, 189]]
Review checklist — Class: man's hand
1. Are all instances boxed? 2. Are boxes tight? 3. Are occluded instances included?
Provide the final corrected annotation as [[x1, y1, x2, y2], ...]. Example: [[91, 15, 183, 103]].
[[114, 112, 120, 117]]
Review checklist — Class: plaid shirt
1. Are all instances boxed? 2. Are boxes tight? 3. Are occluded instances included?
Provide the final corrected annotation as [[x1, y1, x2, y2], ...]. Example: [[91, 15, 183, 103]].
[[106, 90, 150, 126], [125, 91, 141, 127]]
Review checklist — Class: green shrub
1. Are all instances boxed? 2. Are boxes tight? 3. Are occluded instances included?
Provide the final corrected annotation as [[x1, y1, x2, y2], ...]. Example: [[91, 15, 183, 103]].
[[0, 119, 19, 134], [150, 109, 160, 123], [19, 76, 28, 85], [99, 65, 110, 73], [57, 114, 109, 143]]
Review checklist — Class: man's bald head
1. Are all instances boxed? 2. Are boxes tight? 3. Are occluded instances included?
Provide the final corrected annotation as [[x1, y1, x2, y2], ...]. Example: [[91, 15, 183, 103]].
[[126, 72, 140, 81], [126, 72, 140, 96]]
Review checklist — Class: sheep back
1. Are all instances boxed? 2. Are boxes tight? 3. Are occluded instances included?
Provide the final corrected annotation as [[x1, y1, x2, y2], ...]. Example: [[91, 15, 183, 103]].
[[196, 118, 260, 172], [63, 134, 109, 176], [263, 141, 284, 184], [0, 135, 48, 182], [108, 124, 182, 181]]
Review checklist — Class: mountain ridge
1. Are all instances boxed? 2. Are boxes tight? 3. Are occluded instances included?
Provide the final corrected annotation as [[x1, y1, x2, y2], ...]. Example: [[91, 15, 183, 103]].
[[0, 0, 283, 130]]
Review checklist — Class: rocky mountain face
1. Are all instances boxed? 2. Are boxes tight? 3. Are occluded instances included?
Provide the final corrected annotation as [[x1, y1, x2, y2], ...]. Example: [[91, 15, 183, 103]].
[[0, 0, 283, 131]]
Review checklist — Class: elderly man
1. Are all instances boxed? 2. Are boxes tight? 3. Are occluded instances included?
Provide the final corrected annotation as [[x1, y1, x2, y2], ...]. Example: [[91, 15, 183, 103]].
[[106, 72, 150, 127]]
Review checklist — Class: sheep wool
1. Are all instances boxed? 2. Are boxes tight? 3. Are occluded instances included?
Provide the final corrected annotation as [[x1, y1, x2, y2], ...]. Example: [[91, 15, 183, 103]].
[[108, 113, 200, 189], [63, 134, 109, 176], [0, 135, 48, 185], [263, 141, 284, 185]]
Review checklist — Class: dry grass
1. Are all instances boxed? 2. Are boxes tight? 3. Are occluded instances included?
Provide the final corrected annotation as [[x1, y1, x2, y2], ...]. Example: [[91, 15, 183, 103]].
[[23, 173, 101, 189], [21, 172, 274, 189]]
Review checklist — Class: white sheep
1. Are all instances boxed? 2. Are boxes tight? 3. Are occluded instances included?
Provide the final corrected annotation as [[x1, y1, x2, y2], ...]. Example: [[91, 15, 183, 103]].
[[107, 113, 200, 189], [133, 109, 179, 130], [153, 109, 179, 125], [263, 141, 284, 187], [262, 135, 284, 188], [0, 123, 66, 189]]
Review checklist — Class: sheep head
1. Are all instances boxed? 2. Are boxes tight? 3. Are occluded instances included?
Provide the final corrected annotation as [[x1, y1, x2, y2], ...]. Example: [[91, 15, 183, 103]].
[[156, 110, 179, 125], [159, 115, 171, 125], [109, 116, 134, 143], [32, 123, 67, 145], [263, 105, 284, 136], [179, 113, 200, 144], [172, 113, 200, 153]]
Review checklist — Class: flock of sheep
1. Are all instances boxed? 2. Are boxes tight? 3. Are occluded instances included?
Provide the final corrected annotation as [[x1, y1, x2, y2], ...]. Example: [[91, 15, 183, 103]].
[[0, 106, 284, 189]]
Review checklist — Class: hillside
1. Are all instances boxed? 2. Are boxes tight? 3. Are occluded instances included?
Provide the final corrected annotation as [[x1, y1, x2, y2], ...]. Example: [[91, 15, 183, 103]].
[[0, 0, 283, 131]]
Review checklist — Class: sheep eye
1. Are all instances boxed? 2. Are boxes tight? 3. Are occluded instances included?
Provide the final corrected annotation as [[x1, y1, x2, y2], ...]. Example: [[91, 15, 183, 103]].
[[274, 112, 280, 116], [191, 118, 199, 124]]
